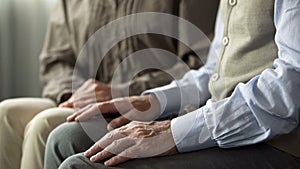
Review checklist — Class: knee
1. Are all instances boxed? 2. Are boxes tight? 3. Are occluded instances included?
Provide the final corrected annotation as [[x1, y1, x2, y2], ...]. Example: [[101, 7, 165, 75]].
[[46, 122, 88, 155], [45, 122, 91, 166], [59, 154, 108, 169], [45, 121, 108, 167], [0, 99, 17, 116], [0, 99, 20, 125], [48, 122, 82, 144], [24, 109, 55, 139], [46, 118, 108, 152], [25, 107, 73, 139], [0, 98, 56, 127]]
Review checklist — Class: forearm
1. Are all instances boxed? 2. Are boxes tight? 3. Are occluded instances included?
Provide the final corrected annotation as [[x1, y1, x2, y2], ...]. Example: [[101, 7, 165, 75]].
[[172, 78, 299, 152]]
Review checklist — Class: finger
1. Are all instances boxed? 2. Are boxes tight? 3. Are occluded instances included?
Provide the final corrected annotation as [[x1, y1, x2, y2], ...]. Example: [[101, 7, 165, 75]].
[[107, 116, 131, 131], [104, 146, 137, 166], [73, 91, 111, 109], [107, 108, 146, 131], [73, 98, 96, 109], [90, 148, 113, 163], [58, 102, 66, 108], [90, 138, 134, 163], [66, 105, 91, 122], [109, 97, 133, 113], [84, 144, 103, 158], [98, 101, 118, 113], [74, 105, 98, 122], [104, 155, 131, 167], [97, 100, 133, 114], [84, 130, 125, 157], [75, 100, 124, 121], [81, 91, 111, 106], [59, 101, 73, 108], [66, 111, 80, 122]]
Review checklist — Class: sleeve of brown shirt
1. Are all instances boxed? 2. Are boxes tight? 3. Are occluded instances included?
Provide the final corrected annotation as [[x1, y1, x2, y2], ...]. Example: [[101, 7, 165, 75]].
[[39, 1, 84, 104]]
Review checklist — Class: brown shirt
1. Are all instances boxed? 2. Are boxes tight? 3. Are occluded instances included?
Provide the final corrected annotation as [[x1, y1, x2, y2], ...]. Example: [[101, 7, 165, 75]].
[[40, 0, 219, 104]]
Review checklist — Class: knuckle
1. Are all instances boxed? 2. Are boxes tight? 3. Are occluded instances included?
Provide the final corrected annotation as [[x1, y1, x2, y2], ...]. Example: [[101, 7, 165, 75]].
[[74, 112, 81, 116], [135, 131, 145, 137], [108, 157, 119, 165], [136, 129, 146, 134], [106, 131, 114, 140], [108, 129, 122, 140], [131, 123, 144, 129], [116, 126, 126, 134], [92, 145, 100, 150]]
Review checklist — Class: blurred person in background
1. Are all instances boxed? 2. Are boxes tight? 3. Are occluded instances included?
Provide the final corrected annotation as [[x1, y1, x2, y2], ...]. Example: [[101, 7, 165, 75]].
[[0, 0, 218, 169]]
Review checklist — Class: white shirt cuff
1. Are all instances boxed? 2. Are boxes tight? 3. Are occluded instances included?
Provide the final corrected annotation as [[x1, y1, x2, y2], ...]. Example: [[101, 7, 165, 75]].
[[171, 107, 217, 152]]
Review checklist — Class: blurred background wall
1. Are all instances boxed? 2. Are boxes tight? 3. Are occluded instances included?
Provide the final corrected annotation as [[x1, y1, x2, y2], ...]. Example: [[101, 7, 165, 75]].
[[0, 0, 55, 100]]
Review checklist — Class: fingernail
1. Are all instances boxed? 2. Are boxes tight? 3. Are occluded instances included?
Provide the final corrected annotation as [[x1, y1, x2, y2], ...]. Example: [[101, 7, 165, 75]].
[[104, 161, 111, 166], [107, 124, 113, 131], [90, 156, 96, 162]]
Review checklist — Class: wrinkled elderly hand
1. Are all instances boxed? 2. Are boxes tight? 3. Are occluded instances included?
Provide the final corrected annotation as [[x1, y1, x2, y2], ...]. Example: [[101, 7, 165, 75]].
[[59, 79, 120, 109], [66, 95, 161, 130], [84, 120, 179, 166]]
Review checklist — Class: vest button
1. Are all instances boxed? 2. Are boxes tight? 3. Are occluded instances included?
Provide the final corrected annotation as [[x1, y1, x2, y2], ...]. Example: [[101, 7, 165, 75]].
[[211, 73, 219, 82], [229, 0, 237, 6], [223, 36, 229, 46]]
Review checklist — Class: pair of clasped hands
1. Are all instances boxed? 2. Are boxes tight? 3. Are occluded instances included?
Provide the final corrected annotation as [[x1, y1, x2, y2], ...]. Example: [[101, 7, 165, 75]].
[[59, 79, 178, 166]]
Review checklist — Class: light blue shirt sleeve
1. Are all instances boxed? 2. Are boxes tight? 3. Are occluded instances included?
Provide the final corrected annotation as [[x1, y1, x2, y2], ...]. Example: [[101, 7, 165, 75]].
[[171, 0, 300, 153], [142, 9, 223, 118]]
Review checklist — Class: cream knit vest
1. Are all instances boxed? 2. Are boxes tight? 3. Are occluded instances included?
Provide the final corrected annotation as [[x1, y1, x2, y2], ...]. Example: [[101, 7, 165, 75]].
[[209, 0, 300, 158]]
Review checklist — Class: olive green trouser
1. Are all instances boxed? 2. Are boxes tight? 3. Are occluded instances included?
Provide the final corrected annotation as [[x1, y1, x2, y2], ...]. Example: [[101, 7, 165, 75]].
[[0, 98, 74, 169], [45, 121, 300, 169]]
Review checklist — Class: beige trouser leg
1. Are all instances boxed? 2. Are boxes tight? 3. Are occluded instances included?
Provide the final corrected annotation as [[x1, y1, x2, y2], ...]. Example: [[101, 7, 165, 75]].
[[0, 98, 56, 169], [20, 107, 74, 169]]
